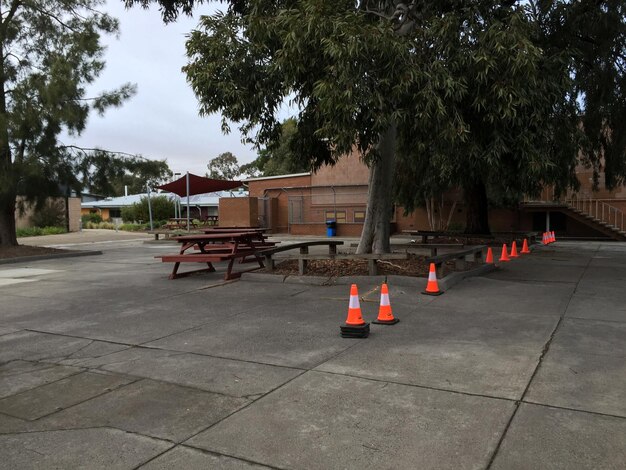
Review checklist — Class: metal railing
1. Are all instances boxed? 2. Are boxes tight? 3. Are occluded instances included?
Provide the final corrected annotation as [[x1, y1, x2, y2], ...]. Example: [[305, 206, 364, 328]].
[[564, 192, 625, 233], [525, 188, 625, 233]]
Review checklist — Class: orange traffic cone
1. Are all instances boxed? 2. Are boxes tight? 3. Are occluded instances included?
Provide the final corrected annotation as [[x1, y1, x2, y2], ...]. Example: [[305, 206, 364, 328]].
[[521, 238, 531, 254], [373, 283, 399, 325], [422, 263, 443, 296], [499, 244, 510, 262], [486, 247, 494, 264], [542, 232, 548, 245], [551, 231, 556, 243], [340, 284, 370, 338], [510, 241, 519, 258]]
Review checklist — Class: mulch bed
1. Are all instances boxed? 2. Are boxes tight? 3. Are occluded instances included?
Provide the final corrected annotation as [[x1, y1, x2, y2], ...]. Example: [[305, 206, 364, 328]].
[[0, 245, 68, 260], [264, 253, 478, 278]]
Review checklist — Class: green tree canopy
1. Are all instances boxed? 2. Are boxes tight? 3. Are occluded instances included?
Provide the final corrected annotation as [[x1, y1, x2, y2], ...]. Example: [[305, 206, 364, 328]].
[[127, 0, 626, 242], [206, 151, 241, 180], [0, 0, 136, 246], [241, 118, 311, 177]]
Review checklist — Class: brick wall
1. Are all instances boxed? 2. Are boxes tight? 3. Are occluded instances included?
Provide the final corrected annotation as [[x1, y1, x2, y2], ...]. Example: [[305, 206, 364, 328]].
[[219, 197, 259, 227]]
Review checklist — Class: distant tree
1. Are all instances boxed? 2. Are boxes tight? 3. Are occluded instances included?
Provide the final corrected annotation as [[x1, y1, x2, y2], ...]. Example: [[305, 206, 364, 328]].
[[0, 1, 136, 246], [75, 150, 172, 196], [207, 151, 240, 180], [241, 118, 310, 177], [121, 195, 174, 223]]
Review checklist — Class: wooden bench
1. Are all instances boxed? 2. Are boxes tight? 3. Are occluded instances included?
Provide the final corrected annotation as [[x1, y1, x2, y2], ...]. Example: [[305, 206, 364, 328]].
[[426, 245, 486, 277], [409, 243, 464, 256], [259, 240, 344, 271], [277, 252, 408, 276], [402, 230, 450, 243]]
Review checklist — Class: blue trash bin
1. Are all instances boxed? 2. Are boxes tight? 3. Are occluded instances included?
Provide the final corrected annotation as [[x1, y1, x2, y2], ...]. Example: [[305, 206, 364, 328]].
[[326, 220, 337, 237]]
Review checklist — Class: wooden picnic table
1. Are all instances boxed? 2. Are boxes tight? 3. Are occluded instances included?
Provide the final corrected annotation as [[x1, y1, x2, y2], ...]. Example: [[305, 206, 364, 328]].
[[156, 231, 270, 280]]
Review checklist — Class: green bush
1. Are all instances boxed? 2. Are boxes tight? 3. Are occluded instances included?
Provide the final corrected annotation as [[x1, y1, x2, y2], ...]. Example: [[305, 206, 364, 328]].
[[122, 195, 174, 223], [81, 213, 102, 224], [31, 200, 66, 228], [118, 223, 145, 232], [83, 221, 116, 230]]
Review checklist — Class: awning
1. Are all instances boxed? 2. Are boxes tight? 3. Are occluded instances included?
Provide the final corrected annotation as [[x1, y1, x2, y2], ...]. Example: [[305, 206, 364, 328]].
[[157, 173, 242, 197]]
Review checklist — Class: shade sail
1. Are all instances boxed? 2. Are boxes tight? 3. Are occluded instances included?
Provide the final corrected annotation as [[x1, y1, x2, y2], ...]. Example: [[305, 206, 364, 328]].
[[157, 173, 242, 197]]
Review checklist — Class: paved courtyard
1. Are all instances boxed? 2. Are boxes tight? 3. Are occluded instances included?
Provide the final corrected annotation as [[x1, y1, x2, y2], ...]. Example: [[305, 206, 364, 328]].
[[0, 235, 625, 469]]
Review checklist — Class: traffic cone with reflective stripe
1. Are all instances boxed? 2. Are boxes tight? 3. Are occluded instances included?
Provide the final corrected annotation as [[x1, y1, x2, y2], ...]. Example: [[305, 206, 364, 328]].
[[499, 244, 510, 262], [521, 239, 531, 254], [340, 284, 370, 338], [422, 263, 443, 296], [486, 247, 494, 264], [542, 232, 547, 245], [373, 283, 399, 325], [510, 241, 519, 258], [551, 231, 556, 243]]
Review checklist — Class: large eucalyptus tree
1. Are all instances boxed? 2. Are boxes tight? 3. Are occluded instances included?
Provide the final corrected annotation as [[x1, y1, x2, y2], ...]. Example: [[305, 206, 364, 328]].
[[0, 0, 135, 246]]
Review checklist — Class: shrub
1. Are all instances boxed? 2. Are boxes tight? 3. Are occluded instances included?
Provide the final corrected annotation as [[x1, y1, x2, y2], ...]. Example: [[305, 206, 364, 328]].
[[118, 223, 144, 232], [122, 196, 174, 223], [31, 200, 66, 228], [82, 213, 102, 224], [16, 226, 66, 237]]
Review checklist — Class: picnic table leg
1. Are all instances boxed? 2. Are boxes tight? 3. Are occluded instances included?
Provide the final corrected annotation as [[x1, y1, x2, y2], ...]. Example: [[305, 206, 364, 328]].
[[299, 246, 309, 275], [169, 262, 181, 280], [224, 258, 237, 280]]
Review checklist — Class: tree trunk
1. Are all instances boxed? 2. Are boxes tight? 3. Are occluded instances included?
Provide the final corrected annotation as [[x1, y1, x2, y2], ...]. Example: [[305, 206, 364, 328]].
[[0, 199, 18, 246], [356, 124, 397, 254], [464, 179, 490, 235]]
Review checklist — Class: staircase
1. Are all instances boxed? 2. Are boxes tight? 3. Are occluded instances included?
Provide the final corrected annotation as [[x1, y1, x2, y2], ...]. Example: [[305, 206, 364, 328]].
[[521, 190, 626, 241]]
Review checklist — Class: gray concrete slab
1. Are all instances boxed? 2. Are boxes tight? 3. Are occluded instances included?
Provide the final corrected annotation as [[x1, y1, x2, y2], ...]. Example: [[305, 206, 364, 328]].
[[422, 277, 574, 316], [526, 349, 626, 417], [565, 292, 626, 322], [491, 403, 626, 469], [484, 262, 585, 283], [0, 371, 134, 420], [38, 379, 248, 442], [0, 361, 82, 399], [525, 319, 626, 416], [549, 318, 626, 356], [139, 445, 272, 469], [0, 428, 173, 469], [76, 346, 302, 398], [188, 371, 515, 470], [0, 330, 97, 363], [316, 309, 558, 399], [145, 296, 364, 369]]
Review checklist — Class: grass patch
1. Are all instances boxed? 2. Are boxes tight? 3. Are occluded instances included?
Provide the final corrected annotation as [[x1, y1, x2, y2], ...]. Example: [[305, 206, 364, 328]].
[[16, 226, 67, 237]]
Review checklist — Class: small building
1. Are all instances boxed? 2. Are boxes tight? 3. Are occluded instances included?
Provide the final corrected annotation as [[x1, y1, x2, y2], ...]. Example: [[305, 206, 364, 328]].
[[81, 190, 248, 223]]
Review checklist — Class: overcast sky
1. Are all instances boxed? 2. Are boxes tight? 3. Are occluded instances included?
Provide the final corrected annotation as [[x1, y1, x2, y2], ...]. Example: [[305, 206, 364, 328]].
[[65, 1, 280, 177]]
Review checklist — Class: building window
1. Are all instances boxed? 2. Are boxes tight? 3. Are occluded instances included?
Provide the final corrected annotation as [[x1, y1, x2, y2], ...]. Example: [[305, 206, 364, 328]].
[[325, 210, 346, 223], [109, 209, 122, 218], [354, 210, 366, 223]]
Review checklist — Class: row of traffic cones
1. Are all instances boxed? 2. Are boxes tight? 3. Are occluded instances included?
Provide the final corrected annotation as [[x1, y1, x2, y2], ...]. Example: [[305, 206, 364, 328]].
[[543, 231, 557, 245], [486, 238, 531, 263], [340, 283, 399, 338]]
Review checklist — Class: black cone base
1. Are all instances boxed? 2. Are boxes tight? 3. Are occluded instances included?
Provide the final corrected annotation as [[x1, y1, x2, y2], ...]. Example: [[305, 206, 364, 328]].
[[421, 290, 443, 296], [373, 318, 400, 325], [340, 323, 370, 338]]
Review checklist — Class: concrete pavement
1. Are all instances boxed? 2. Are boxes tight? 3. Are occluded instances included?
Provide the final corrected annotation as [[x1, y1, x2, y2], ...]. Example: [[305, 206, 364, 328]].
[[0, 234, 624, 469]]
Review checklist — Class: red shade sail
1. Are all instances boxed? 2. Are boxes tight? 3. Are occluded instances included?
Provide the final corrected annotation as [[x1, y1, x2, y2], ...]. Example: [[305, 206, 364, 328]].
[[157, 173, 242, 197]]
